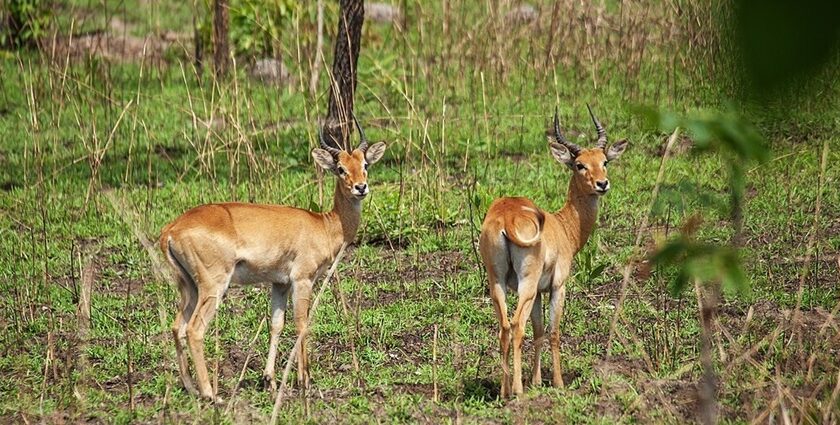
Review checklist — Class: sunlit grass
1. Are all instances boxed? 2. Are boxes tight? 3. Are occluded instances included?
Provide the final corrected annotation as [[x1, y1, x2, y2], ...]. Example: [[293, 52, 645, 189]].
[[1, 0, 838, 423]]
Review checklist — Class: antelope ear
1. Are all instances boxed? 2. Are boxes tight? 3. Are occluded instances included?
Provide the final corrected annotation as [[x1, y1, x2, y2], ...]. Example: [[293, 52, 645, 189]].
[[364, 142, 387, 165], [549, 142, 575, 166], [312, 148, 336, 171], [606, 139, 628, 161]]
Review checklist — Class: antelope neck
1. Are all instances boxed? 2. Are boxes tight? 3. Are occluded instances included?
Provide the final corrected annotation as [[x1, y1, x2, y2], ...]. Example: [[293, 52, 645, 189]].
[[327, 183, 362, 244], [554, 178, 599, 253]]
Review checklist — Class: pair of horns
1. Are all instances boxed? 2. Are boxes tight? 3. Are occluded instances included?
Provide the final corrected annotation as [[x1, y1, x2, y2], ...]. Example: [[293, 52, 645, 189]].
[[318, 113, 369, 156], [552, 104, 609, 155]]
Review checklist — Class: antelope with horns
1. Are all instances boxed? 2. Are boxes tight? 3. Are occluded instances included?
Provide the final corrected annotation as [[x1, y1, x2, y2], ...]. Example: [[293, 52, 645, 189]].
[[478, 105, 628, 397], [159, 118, 387, 402]]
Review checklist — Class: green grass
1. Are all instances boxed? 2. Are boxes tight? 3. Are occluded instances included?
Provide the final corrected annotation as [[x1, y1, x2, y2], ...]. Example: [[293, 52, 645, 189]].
[[1, 0, 839, 423]]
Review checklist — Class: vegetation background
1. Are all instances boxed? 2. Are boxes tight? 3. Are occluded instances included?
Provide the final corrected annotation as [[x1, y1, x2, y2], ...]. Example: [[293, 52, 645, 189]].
[[0, 0, 838, 423]]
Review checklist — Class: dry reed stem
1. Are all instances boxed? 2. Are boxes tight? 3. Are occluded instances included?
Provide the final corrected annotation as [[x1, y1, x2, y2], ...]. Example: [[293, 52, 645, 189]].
[[723, 141, 833, 423], [102, 191, 187, 417], [789, 141, 829, 356], [73, 246, 97, 401], [223, 317, 267, 416], [611, 312, 682, 421], [310, 0, 324, 96], [330, 270, 361, 376], [744, 141, 831, 420], [103, 191, 171, 282], [432, 323, 439, 403], [824, 368, 840, 423], [607, 126, 681, 355], [124, 272, 135, 413], [38, 330, 53, 416]]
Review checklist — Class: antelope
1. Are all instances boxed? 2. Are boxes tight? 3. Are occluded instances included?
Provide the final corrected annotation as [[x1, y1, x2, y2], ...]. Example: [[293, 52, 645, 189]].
[[159, 118, 387, 402], [478, 105, 628, 397]]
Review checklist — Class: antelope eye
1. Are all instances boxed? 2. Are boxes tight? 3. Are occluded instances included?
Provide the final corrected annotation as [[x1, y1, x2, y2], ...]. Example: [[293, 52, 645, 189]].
[[576, 163, 586, 171], [363, 162, 369, 170], [603, 161, 608, 168], [337, 167, 348, 175]]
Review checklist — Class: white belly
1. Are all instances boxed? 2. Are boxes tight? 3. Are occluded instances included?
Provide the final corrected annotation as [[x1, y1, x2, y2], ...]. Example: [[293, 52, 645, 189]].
[[231, 261, 291, 286]]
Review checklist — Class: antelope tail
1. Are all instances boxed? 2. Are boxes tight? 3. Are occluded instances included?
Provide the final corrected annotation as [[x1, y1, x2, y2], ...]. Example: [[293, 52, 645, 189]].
[[502, 206, 545, 247]]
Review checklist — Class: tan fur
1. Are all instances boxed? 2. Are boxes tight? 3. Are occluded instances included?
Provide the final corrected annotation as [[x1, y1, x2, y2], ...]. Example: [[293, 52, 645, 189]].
[[160, 144, 385, 402], [479, 136, 627, 397], [497, 199, 545, 247]]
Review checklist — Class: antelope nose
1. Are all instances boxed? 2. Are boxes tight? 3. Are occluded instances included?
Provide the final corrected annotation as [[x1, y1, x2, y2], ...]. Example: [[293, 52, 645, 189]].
[[354, 183, 368, 193], [596, 180, 609, 190]]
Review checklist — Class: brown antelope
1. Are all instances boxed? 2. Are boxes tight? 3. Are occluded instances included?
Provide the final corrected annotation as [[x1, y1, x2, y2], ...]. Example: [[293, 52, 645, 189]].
[[478, 105, 628, 397], [159, 118, 387, 402]]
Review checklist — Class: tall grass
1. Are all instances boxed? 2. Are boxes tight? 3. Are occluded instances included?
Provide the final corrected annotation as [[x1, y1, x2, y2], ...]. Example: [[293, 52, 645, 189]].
[[0, 0, 838, 423]]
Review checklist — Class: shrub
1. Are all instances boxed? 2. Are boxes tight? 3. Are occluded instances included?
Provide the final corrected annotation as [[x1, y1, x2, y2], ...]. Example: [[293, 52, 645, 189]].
[[1, 0, 52, 49], [198, 0, 298, 59]]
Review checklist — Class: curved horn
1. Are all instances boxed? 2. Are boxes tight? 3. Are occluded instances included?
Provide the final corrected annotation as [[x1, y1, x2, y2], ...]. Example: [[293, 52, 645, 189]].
[[319, 126, 343, 157], [352, 112, 368, 152], [586, 103, 608, 149], [552, 107, 581, 156]]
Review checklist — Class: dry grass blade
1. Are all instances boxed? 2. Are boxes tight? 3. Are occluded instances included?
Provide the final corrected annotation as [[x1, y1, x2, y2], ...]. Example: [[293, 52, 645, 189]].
[[102, 191, 171, 283], [432, 324, 439, 403], [5, 0, 839, 422], [224, 317, 267, 417], [824, 368, 840, 424], [72, 244, 98, 402], [789, 140, 829, 353], [607, 126, 681, 354]]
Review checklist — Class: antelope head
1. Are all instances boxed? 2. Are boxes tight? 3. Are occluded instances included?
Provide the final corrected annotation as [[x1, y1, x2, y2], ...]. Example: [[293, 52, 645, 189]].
[[548, 105, 629, 196], [312, 116, 388, 200]]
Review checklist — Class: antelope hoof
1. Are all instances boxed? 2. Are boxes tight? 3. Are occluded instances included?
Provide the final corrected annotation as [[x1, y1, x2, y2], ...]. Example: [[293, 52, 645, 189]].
[[262, 375, 277, 393], [200, 392, 224, 405], [180, 379, 199, 396], [500, 377, 511, 399], [298, 377, 311, 391]]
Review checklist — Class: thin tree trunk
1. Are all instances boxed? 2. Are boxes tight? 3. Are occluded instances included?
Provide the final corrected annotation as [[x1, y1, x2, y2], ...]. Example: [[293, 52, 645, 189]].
[[213, 0, 230, 79], [309, 0, 325, 96], [696, 282, 718, 425], [193, 10, 203, 80], [698, 166, 746, 425], [324, 0, 365, 151]]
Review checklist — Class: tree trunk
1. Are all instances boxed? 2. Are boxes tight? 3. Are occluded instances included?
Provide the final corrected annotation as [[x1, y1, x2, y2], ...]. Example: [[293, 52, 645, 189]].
[[309, 0, 325, 96], [213, 0, 230, 79], [696, 283, 719, 425], [323, 0, 365, 151], [193, 12, 203, 80]]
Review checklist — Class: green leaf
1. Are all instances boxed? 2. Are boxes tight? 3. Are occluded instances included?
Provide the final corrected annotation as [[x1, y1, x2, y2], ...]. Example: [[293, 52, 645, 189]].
[[668, 266, 691, 297], [589, 263, 608, 281], [719, 250, 749, 296], [651, 239, 688, 265], [308, 200, 320, 212]]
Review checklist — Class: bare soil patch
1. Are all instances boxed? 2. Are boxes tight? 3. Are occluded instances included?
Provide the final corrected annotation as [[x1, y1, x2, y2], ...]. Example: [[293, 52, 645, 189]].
[[350, 248, 472, 289], [44, 16, 191, 65]]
